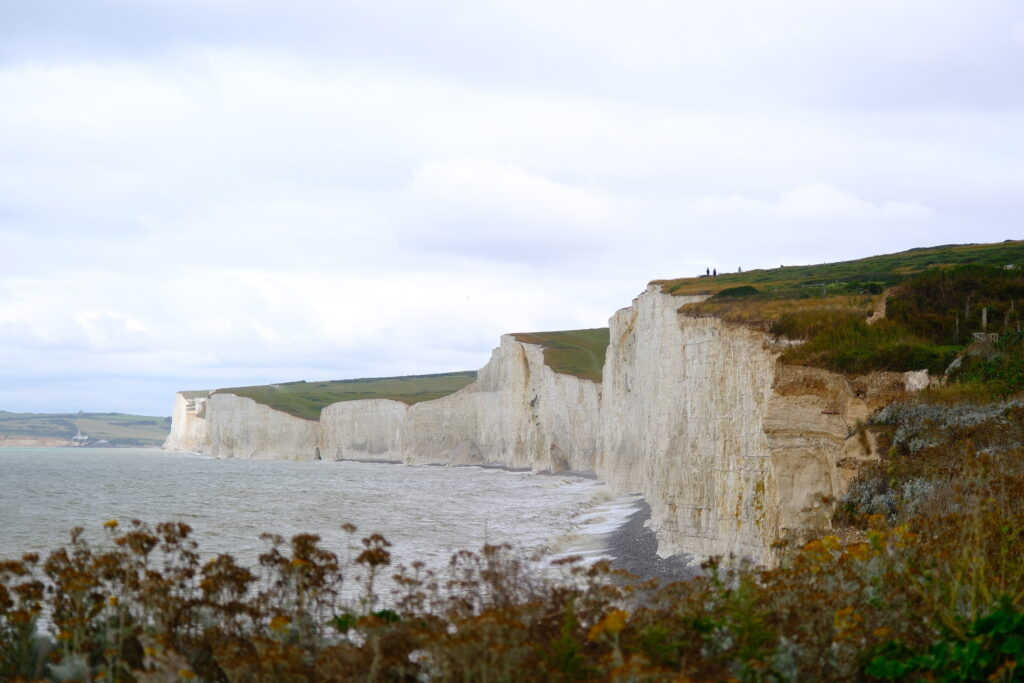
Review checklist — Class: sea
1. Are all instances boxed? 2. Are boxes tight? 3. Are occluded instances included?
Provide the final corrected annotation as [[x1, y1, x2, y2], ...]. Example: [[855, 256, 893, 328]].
[[0, 448, 639, 590]]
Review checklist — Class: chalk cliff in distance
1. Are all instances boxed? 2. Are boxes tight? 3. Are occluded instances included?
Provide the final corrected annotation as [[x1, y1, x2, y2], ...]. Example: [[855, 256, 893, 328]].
[[163, 393, 210, 453], [322, 335, 600, 471], [167, 335, 600, 471], [165, 285, 924, 565]]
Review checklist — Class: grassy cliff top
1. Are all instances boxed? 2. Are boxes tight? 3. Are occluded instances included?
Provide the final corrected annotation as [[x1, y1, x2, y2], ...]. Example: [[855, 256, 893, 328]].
[[655, 240, 1024, 389], [511, 328, 610, 382], [0, 411, 171, 447], [213, 371, 478, 421], [654, 241, 1024, 297]]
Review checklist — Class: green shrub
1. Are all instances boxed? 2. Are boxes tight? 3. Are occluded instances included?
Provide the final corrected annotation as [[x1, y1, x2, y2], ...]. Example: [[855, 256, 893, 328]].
[[773, 313, 957, 374], [951, 331, 1024, 395], [867, 599, 1024, 681], [711, 285, 760, 299]]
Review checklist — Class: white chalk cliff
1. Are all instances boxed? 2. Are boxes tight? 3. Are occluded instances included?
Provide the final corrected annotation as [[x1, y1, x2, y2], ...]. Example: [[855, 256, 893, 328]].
[[164, 391, 319, 460], [165, 284, 922, 565], [322, 335, 601, 470], [596, 285, 915, 563], [163, 393, 210, 453]]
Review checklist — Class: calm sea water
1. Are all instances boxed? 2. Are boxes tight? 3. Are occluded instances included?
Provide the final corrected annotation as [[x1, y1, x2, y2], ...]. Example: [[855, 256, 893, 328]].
[[0, 448, 636, 576]]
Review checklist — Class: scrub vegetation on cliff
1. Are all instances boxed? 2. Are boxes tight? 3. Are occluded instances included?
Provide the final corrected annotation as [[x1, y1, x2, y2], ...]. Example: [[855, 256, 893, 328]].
[[511, 328, 611, 383], [213, 371, 479, 421], [675, 242, 1024, 383]]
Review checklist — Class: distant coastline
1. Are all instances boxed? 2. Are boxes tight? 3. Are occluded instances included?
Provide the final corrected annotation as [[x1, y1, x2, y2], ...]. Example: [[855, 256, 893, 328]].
[[0, 436, 75, 448], [0, 411, 171, 448]]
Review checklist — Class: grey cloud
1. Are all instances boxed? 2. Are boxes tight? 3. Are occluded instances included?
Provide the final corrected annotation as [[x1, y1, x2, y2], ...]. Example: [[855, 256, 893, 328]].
[[2, 1, 1022, 110]]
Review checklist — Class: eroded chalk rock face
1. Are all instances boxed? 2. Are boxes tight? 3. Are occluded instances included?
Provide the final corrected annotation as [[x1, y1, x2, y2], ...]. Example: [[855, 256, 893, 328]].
[[162, 393, 209, 452], [320, 336, 601, 471], [163, 392, 320, 461], [595, 285, 914, 565], [320, 399, 406, 462], [204, 393, 320, 461], [597, 288, 780, 561]]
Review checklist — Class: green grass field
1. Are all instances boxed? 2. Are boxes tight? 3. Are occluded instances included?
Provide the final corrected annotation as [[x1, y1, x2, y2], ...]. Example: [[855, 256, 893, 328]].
[[213, 371, 478, 421], [656, 240, 1024, 297], [0, 411, 171, 447], [511, 328, 610, 382]]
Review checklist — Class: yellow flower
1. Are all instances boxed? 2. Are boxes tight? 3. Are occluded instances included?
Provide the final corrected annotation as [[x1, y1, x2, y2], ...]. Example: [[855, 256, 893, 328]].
[[588, 609, 629, 640], [104, 519, 119, 529], [107, 596, 118, 607], [846, 542, 870, 562], [178, 669, 196, 680], [834, 606, 862, 639]]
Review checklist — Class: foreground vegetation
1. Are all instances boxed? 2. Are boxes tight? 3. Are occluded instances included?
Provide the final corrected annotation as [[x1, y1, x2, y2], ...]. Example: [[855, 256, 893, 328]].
[[213, 372, 478, 421], [0, 412, 171, 447]]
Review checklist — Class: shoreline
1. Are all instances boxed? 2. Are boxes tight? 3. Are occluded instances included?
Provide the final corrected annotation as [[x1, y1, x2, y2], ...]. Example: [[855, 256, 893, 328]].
[[604, 498, 698, 583], [336, 458, 601, 480]]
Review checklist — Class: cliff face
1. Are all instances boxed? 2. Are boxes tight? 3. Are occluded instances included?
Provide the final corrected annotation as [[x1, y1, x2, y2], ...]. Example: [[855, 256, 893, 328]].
[[163, 393, 209, 452], [597, 288, 779, 560], [163, 392, 320, 461], [165, 286, 923, 565], [596, 285, 918, 563], [203, 393, 320, 461], [320, 335, 600, 471]]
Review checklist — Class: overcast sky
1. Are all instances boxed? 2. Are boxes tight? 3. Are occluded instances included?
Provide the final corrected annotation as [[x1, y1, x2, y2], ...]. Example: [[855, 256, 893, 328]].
[[1, 1, 1022, 416]]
